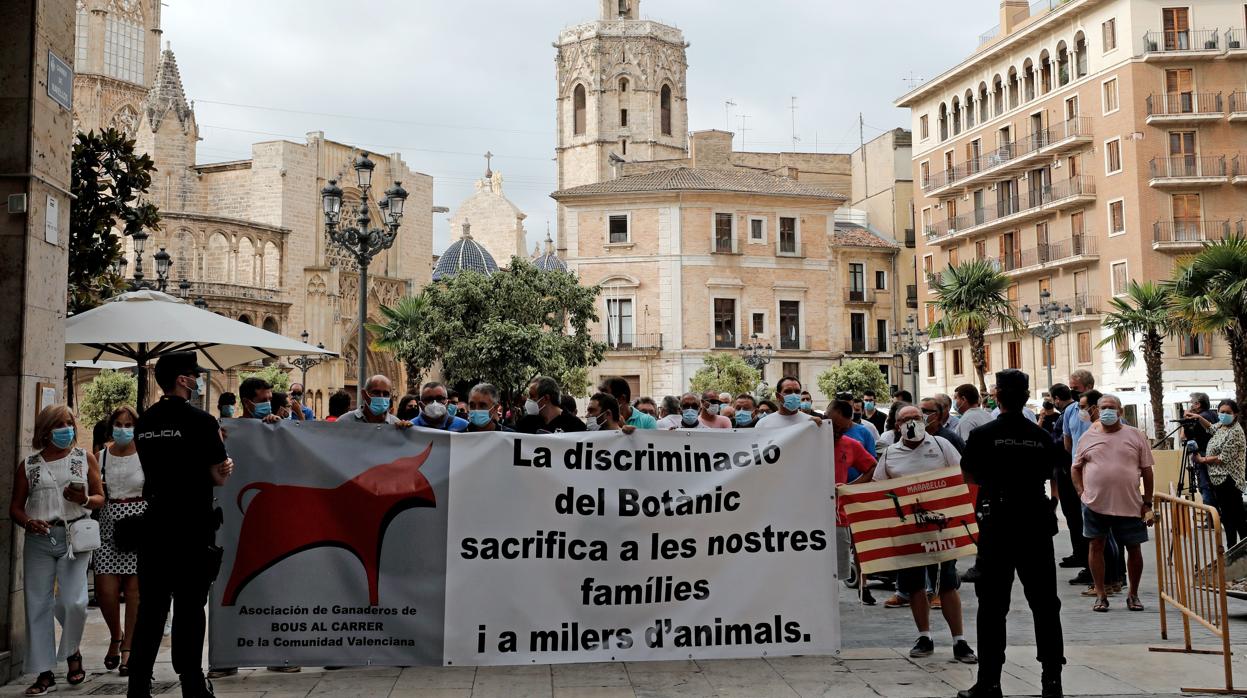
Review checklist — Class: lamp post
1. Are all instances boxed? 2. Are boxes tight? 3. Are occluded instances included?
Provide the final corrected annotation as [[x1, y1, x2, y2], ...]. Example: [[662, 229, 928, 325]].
[[152, 247, 172, 292], [320, 152, 408, 404], [892, 314, 929, 402], [1020, 289, 1072, 391], [130, 230, 149, 289], [740, 333, 775, 397], [177, 277, 190, 299], [289, 329, 327, 394]]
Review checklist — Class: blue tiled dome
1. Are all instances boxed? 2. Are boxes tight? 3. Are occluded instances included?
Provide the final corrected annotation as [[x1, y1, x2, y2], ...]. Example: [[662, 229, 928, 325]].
[[532, 231, 567, 273], [433, 221, 499, 281]]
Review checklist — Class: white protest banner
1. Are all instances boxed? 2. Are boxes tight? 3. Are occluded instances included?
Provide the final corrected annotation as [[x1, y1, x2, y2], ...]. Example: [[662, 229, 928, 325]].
[[209, 419, 838, 667]]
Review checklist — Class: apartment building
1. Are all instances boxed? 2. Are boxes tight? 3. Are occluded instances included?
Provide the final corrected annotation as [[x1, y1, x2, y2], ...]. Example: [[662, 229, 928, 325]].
[[897, 0, 1245, 423]]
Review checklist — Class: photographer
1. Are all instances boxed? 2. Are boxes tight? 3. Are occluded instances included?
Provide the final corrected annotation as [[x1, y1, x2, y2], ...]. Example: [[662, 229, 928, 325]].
[[1182, 392, 1219, 507]]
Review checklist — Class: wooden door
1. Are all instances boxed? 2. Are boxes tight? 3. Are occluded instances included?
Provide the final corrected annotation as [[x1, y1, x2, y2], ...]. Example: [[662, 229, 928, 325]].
[[1165, 69, 1194, 112], [1163, 8, 1190, 50], [1169, 131, 1197, 175], [1173, 193, 1202, 239]]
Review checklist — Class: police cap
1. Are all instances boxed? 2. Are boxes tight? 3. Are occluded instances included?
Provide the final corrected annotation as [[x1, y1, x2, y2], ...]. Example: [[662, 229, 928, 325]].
[[994, 368, 1029, 393], [154, 351, 206, 387]]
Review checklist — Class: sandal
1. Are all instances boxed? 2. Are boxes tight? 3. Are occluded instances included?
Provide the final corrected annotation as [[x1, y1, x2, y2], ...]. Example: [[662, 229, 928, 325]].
[[118, 649, 131, 677], [1127, 595, 1144, 611], [105, 637, 122, 671], [1093, 596, 1110, 612], [66, 652, 85, 686], [25, 670, 55, 695]]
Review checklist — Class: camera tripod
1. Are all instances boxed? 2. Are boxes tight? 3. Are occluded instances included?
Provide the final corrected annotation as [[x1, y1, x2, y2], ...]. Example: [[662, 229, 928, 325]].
[[1156, 422, 1199, 502]]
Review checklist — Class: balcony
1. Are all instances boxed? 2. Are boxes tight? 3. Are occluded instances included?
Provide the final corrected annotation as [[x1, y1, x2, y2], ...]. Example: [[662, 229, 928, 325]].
[[925, 271, 943, 289], [1148, 155, 1229, 188], [1146, 92, 1225, 125], [904, 228, 916, 248], [845, 287, 876, 305], [1234, 155, 1247, 185], [1040, 175, 1096, 210], [1153, 220, 1232, 251], [185, 281, 285, 304], [1053, 294, 1100, 317], [1142, 29, 1224, 61], [1230, 28, 1247, 58], [601, 333, 663, 352], [845, 337, 890, 354], [924, 176, 1094, 246], [998, 236, 1099, 278], [1232, 92, 1247, 122], [920, 118, 1092, 198], [906, 284, 918, 309]]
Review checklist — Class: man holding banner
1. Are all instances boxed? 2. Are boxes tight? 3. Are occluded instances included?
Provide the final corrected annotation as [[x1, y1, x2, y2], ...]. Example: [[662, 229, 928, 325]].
[[868, 405, 976, 664], [958, 369, 1065, 698]]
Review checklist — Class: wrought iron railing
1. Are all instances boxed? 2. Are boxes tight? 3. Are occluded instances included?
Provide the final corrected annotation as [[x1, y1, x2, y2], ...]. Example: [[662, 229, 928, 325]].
[[1149, 155, 1228, 179], [1154, 220, 1231, 244], [1147, 92, 1224, 116], [1143, 29, 1221, 54], [600, 333, 663, 351]]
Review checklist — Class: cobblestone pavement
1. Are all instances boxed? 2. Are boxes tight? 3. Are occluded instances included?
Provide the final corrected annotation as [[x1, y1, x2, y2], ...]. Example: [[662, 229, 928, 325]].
[[3, 527, 1243, 696]]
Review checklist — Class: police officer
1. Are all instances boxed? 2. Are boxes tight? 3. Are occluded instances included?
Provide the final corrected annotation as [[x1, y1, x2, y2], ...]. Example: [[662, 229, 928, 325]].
[[958, 370, 1065, 698], [128, 352, 234, 698]]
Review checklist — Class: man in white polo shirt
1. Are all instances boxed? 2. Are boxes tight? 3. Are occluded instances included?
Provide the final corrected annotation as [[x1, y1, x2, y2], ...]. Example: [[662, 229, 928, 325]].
[[866, 405, 976, 664]]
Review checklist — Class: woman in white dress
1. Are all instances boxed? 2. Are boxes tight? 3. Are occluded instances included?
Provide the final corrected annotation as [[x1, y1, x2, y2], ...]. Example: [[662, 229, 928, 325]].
[[9, 405, 104, 696], [95, 405, 146, 677]]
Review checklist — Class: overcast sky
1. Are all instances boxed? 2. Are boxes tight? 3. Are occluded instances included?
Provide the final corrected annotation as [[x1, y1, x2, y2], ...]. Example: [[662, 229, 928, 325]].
[[163, 0, 999, 254]]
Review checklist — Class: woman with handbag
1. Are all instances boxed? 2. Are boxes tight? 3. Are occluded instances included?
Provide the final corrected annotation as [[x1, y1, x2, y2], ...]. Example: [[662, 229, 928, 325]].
[[95, 405, 146, 677], [9, 405, 104, 696]]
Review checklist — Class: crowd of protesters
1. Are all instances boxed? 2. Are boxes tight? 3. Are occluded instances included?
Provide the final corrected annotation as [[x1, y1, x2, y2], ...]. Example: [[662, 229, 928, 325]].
[[17, 350, 1241, 698]]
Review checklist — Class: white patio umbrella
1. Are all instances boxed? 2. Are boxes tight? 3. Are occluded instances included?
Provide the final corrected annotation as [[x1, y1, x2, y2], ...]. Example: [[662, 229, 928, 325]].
[[66, 290, 336, 410]]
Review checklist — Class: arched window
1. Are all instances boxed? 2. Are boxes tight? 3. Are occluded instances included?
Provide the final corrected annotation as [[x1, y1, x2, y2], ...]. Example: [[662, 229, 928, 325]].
[[660, 84, 672, 136], [236, 237, 255, 286], [573, 84, 586, 136], [951, 96, 962, 135], [964, 90, 975, 128], [1007, 68, 1019, 109], [206, 232, 230, 282], [1039, 50, 1052, 94], [618, 77, 629, 127], [619, 77, 628, 92], [979, 83, 990, 122], [1074, 31, 1088, 78], [992, 75, 1004, 115], [938, 102, 949, 141], [238, 314, 253, 325], [1023, 59, 1035, 101], [1056, 42, 1069, 86]]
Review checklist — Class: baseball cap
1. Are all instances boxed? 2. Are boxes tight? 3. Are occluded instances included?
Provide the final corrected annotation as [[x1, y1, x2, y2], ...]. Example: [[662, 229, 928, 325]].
[[154, 351, 206, 387]]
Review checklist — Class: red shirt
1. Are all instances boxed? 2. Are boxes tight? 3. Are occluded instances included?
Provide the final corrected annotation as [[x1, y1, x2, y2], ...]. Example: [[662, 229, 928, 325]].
[[834, 433, 876, 525]]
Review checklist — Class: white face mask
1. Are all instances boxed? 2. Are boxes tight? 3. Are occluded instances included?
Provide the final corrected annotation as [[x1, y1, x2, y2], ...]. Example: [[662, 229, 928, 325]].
[[903, 420, 923, 442], [1079, 409, 1091, 423], [524, 398, 541, 416], [585, 415, 601, 431]]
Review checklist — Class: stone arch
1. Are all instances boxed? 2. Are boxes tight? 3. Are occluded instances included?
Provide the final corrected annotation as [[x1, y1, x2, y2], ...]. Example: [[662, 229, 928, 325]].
[[1056, 40, 1070, 86], [938, 102, 948, 140], [263, 241, 280, 288], [659, 83, 673, 136], [978, 82, 990, 122], [1007, 67, 1019, 109], [238, 314, 253, 325], [1073, 31, 1088, 78], [1038, 50, 1051, 94], [236, 237, 256, 286], [1022, 58, 1035, 101], [950, 96, 961, 135], [205, 232, 230, 282], [992, 74, 1004, 115], [573, 83, 587, 135], [262, 316, 279, 333]]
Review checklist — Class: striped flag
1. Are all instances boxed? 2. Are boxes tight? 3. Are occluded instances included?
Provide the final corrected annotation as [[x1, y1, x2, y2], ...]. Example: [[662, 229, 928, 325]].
[[837, 467, 978, 574]]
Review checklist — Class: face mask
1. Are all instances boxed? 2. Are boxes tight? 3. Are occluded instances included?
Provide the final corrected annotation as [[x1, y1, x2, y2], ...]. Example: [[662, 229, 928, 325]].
[[1219, 413, 1235, 426], [446, 404, 458, 418], [221, 405, 234, 418], [370, 396, 392, 415], [1079, 409, 1091, 423], [782, 394, 803, 412], [1099, 409, 1118, 426], [706, 403, 721, 416], [800, 400, 812, 411], [50, 426, 75, 449], [903, 420, 922, 442], [112, 426, 134, 446], [735, 411, 753, 426], [468, 410, 492, 427], [253, 401, 272, 418], [585, 415, 602, 431], [422, 401, 446, 421], [525, 399, 541, 416], [183, 375, 200, 402], [196, 375, 206, 397], [681, 409, 700, 424], [864, 401, 875, 412]]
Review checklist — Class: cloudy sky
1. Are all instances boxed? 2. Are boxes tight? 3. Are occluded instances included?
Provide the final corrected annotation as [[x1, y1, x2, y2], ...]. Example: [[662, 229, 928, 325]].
[[164, 0, 999, 254]]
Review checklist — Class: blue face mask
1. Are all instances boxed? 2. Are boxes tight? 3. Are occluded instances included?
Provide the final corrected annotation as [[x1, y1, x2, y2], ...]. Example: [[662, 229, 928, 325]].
[[681, 409, 700, 424], [1220, 413, 1235, 426], [221, 405, 235, 418], [370, 396, 392, 415], [1099, 408, 1119, 426], [864, 401, 875, 412], [800, 400, 812, 411], [50, 426, 75, 449], [783, 393, 803, 412], [112, 426, 134, 446], [447, 404, 458, 418], [468, 410, 492, 427], [735, 411, 753, 426], [252, 401, 272, 418]]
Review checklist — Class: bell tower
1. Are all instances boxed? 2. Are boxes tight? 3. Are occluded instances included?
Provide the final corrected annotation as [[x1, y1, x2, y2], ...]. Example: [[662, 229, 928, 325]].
[[554, 1, 689, 227]]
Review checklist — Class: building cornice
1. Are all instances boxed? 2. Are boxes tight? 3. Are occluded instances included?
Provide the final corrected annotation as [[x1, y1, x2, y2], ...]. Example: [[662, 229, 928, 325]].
[[160, 210, 291, 236]]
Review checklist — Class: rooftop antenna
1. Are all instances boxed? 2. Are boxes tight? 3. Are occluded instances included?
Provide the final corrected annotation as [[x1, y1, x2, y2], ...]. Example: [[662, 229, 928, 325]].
[[725, 99, 737, 131], [903, 72, 926, 90], [789, 96, 801, 150], [737, 114, 751, 151]]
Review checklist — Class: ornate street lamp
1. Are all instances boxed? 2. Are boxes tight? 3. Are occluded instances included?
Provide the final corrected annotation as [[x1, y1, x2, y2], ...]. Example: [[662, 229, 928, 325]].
[[289, 330, 327, 394], [320, 152, 408, 403], [130, 230, 150, 289], [193, 296, 208, 309], [153, 247, 172, 292], [177, 277, 190, 299], [1020, 289, 1072, 390], [892, 314, 929, 402], [740, 334, 775, 399]]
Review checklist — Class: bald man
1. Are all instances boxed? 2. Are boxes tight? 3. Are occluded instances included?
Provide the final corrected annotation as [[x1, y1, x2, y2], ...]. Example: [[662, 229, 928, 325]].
[[336, 375, 412, 428]]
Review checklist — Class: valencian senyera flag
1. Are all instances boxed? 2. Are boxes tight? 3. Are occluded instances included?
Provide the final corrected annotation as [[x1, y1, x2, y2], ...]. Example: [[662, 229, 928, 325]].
[[836, 467, 978, 574]]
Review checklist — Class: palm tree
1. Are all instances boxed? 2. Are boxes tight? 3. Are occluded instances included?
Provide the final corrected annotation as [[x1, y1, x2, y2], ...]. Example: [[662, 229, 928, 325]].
[[1168, 235, 1247, 411], [927, 259, 1023, 392], [1097, 281, 1177, 441], [366, 293, 429, 395]]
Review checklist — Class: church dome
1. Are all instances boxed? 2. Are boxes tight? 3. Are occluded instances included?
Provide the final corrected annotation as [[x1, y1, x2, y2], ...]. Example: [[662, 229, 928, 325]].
[[533, 230, 567, 273], [446, 154, 528, 268], [433, 220, 499, 281]]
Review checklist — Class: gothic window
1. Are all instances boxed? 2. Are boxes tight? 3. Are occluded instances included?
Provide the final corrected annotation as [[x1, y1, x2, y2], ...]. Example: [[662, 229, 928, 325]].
[[75, 6, 89, 70], [573, 84, 587, 136], [619, 77, 629, 127], [104, 15, 144, 84], [660, 84, 672, 136]]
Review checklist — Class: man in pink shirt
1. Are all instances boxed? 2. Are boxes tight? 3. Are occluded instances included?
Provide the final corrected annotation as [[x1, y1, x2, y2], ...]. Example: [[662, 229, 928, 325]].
[[696, 389, 732, 429], [1072, 393, 1155, 613]]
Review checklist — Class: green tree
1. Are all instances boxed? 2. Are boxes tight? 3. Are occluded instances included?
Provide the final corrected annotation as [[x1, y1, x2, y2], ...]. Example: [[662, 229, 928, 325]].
[[371, 259, 605, 405], [689, 353, 762, 397], [817, 359, 890, 401], [240, 365, 291, 392], [79, 370, 138, 428], [927, 259, 1023, 392], [366, 294, 430, 394], [1097, 281, 1178, 440], [69, 129, 160, 314], [1168, 235, 1247, 410]]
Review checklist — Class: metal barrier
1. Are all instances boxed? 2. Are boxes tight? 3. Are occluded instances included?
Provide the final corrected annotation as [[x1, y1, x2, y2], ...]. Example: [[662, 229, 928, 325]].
[[1150, 493, 1247, 694]]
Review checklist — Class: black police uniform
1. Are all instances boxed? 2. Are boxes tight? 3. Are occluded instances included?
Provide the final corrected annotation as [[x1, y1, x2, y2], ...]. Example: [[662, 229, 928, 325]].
[[960, 397, 1066, 695], [129, 393, 227, 697]]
